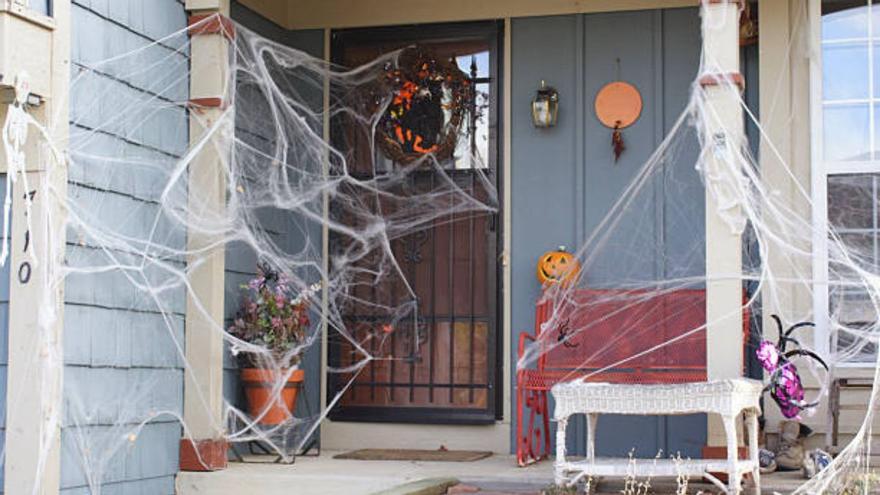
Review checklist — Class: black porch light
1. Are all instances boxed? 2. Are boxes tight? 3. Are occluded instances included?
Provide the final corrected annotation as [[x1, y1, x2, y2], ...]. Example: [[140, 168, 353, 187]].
[[531, 80, 558, 128]]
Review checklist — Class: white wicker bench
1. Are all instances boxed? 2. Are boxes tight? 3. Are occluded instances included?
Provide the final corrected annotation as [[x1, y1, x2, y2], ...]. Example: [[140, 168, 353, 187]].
[[552, 378, 763, 494]]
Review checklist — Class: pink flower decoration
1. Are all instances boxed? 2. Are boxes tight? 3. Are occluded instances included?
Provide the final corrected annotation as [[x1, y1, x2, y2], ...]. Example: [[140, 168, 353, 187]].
[[756, 340, 779, 371]]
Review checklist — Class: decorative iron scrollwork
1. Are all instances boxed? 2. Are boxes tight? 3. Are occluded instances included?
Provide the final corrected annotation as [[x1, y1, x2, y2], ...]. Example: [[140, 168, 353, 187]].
[[403, 230, 429, 264]]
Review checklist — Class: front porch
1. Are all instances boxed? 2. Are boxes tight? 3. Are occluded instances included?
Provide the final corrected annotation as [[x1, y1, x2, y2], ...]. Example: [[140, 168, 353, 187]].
[[176, 451, 806, 495]]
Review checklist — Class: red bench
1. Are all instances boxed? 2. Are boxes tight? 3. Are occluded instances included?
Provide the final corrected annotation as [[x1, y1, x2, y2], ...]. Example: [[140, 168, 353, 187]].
[[515, 288, 748, 466]]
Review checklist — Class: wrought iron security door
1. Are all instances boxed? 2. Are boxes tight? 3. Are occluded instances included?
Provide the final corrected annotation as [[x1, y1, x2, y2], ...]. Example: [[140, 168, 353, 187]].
[[328, 22, 501, 424]]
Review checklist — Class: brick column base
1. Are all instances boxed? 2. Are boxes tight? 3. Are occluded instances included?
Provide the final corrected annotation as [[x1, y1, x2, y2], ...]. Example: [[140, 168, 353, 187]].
[[180, 438, 228, 471]]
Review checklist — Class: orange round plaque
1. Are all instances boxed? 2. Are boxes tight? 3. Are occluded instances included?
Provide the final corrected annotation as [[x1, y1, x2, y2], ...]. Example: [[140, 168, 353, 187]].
[[594, 81, 642, 129]]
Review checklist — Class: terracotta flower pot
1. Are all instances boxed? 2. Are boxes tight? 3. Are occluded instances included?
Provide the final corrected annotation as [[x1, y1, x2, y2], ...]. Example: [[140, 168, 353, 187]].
[[241, 368, 305, 425]]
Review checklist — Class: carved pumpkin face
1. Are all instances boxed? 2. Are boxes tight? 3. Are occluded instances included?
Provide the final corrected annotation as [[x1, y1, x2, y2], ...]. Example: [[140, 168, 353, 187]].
[[536, 248, 581, 286]]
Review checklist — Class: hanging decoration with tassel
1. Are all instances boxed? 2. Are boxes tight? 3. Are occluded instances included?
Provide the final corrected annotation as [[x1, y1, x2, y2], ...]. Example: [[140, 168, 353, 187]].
[[611, 121, 625, 161], [594, 59, 642, 163]]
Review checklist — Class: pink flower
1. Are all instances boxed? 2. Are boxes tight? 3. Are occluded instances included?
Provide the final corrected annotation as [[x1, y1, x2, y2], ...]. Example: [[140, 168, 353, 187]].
[[756, 340, 780, 371]]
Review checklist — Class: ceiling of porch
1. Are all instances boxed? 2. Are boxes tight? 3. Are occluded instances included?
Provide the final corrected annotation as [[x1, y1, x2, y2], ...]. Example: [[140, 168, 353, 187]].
[[236, 0, 698, 31]]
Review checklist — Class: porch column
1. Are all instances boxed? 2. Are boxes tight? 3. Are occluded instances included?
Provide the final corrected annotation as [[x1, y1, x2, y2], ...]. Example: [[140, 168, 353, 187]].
[[179, 0, 233, 472], [1, 2, 70, 493], [700, 0, 746, 448]]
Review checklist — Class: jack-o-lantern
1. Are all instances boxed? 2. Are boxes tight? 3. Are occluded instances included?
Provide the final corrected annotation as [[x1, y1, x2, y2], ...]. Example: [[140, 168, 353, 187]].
[[536, 246, 581, 286]]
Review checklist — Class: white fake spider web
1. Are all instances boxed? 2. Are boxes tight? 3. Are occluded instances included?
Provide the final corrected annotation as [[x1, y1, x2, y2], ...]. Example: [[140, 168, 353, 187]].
[[1, 2, 879, 493]]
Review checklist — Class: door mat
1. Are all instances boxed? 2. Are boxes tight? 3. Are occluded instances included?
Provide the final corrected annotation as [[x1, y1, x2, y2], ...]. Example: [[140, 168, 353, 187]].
[[334, 448, 492, 462]]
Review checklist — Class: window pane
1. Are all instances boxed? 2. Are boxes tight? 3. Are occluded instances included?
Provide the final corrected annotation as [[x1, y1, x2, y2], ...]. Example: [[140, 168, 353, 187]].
[[452, 82, 491, 170], [30, 0, 49, 15], [874, 0, 880, 37], [456, 51, 490, 79], [829, 233, 875, 283], [828, 174, 877, 228], [875, 103, 880, 157], [823, 44, 869, 100], [827, 172, 879, 363], [833, 315, 879, 362], [874, 42, 880, 97], [453, 53, 491, 170], [824, 104, 870, 161], [831, 286, 879, 362], [823, 0, 869, 40], [840, 232, 876, 268]]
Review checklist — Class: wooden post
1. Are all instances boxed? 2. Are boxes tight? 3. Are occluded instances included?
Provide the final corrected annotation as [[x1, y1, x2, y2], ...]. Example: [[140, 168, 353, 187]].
[[2, 1, 70, 493], [700, 0, 746, 449], [179, 0, 232, 472]]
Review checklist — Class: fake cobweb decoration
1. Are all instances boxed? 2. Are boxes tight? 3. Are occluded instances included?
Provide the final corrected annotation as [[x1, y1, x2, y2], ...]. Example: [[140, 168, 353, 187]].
[[1, 2, 879, 493]]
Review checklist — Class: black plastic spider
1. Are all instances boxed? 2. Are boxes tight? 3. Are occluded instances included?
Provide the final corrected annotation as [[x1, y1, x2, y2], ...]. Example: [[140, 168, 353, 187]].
[[256, 261, 279, 285], [556, 318, 579, 349]]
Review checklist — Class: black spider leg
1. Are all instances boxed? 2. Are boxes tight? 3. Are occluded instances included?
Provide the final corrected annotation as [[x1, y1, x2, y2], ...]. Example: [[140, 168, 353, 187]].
[[770, 315, 817, 352], [784, 349, 829, 371], [775, 336, 803, 355], [781, 322, 816, 351], [784, 321, 816, 339], [770, 315, 787, 351]]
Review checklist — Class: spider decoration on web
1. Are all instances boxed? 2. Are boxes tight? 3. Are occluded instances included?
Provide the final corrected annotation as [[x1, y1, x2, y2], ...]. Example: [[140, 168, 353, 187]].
[[756, 315, 829, 419], [556, 318, 579, 349]]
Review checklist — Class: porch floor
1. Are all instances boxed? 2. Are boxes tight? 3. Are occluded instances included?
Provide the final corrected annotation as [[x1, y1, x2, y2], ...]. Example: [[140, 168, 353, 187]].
[[175, 451, 809, 494]]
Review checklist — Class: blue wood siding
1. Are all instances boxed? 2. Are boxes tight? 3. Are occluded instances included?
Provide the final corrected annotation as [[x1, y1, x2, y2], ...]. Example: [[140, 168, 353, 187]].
[[225, 1, 325, 450], [0, 177, 9, 494], [510, 8, 708, 458], [63, 0, 187, 493]]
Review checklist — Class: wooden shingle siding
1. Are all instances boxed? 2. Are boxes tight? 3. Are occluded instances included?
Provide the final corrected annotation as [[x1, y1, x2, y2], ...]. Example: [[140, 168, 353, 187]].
[[0, 176, 9, 493], [225, 1, 326, 444], [63, 1, 187, 493]]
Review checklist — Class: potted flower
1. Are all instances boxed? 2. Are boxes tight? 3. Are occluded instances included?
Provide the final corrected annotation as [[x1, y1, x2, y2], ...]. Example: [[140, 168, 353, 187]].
[[228, 264, 317, 425]]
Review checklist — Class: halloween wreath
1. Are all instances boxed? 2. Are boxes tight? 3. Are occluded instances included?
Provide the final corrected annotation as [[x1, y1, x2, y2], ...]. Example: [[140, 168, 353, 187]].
[[375, 48, 473, 165]]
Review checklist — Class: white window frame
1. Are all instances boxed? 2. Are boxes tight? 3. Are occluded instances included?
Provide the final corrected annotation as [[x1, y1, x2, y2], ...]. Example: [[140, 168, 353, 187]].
[[810, 0, 880, 367]]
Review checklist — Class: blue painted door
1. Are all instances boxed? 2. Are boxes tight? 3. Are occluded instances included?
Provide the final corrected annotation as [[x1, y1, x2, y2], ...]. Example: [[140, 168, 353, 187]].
[[511, 8, 710, 458]]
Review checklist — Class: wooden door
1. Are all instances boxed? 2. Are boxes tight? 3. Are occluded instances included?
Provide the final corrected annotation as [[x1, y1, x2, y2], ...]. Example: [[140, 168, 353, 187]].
[[327, 22, 502, 424]]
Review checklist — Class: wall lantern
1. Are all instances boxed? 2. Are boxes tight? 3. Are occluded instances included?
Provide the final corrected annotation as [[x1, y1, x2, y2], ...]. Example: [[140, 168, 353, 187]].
[[531, 80, 558, 128]]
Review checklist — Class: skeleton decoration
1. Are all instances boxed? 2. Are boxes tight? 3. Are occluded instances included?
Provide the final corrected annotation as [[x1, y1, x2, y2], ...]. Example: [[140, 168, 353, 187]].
[[0, 72, 36, 267]]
